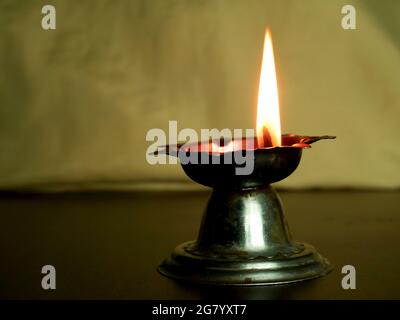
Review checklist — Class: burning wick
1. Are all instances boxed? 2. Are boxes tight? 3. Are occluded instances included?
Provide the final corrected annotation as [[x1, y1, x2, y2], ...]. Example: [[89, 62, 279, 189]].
[[261, 126, 273, 148], [256, 28, 281, 148]]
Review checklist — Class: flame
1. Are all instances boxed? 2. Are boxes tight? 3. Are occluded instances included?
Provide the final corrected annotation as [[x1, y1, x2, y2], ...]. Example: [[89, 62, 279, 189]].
[[256, 28, 281, 147]]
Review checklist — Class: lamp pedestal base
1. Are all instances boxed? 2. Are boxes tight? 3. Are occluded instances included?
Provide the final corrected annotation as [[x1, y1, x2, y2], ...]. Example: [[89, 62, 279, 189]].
[[159, 186, 332, 285]]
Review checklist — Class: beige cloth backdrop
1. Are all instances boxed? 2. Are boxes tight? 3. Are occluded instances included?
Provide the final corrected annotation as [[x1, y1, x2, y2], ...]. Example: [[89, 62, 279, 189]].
[[0, 0, 399, 190]]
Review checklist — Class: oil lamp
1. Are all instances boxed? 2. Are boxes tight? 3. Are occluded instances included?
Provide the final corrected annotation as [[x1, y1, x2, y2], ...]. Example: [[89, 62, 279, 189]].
[[154, 29, 335, 285]]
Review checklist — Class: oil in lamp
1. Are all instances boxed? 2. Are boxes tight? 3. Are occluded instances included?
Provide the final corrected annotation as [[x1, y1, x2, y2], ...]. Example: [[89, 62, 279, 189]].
[[154, 28, 335, 285]]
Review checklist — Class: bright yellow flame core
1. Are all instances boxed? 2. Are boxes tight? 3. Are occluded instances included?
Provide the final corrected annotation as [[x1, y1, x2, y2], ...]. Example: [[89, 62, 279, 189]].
[[256, 29, 281, 147]]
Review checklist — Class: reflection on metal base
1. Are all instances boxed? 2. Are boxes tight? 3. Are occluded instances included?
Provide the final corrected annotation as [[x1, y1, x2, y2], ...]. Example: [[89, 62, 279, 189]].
[[159, 241, 332, 285], [159, 185, 332, 285]]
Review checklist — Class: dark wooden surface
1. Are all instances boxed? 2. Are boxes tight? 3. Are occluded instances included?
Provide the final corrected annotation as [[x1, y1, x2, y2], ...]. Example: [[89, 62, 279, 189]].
[[0, 190, 399, 299]]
